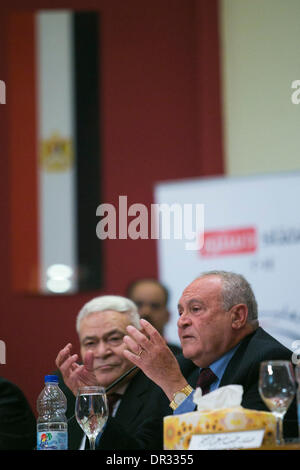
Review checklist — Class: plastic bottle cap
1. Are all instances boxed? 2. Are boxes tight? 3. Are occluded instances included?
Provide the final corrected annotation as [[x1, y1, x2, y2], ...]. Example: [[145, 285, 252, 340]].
[[44, 375, 59, 383]]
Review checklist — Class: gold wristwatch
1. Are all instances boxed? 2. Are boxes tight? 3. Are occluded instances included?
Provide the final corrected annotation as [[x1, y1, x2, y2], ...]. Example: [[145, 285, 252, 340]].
[[169, 384, 193, 410]]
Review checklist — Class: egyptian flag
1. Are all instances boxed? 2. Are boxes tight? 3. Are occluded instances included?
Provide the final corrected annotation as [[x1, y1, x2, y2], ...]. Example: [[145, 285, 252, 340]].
[[8, 10, 102, 294]]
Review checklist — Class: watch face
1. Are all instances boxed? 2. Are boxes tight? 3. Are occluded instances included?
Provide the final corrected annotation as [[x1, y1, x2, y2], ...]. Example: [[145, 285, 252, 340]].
[[174, 392, 187, 405]]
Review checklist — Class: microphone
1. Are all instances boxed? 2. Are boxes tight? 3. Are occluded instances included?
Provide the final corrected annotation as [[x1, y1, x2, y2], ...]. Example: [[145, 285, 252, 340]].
[[67, 365, 138, 422], [105, 366, 138, 393]]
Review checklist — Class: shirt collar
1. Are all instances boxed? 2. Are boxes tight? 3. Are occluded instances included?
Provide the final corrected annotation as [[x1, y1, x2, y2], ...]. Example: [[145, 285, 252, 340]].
[[205, 342, 240, 382]]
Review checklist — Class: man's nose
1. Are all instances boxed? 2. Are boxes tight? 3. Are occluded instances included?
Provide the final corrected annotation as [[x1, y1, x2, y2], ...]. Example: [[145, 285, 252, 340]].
[[177, 311, 192, 328], [94, 341, 112, 358], [139, 303, 152, 317]]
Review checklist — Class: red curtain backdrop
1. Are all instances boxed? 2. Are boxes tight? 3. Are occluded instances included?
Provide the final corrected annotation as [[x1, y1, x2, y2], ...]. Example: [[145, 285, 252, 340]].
[[0, 0, 224, 413]]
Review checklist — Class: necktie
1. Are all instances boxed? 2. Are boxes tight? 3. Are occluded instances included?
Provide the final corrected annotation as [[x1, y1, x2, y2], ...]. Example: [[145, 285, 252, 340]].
[[196, 368, 217, 395], [107, 393, 122, 416]]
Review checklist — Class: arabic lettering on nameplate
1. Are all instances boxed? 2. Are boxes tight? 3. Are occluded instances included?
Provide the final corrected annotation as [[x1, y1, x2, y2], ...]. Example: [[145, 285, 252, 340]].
[[188, 429, 265, 450]]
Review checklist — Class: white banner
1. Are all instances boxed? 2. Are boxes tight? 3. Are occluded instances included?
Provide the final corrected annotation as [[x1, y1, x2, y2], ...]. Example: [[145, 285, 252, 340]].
[[36, 11, 77, 293], [155, 172, 300, 351]]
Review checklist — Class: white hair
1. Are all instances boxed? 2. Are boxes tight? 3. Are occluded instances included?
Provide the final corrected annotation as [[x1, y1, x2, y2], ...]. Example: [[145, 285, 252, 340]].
[[76, 295, 141, 333]]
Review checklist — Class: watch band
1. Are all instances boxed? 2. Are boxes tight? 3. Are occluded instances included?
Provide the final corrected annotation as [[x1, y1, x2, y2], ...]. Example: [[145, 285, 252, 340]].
[[169, 384, 193, 410]]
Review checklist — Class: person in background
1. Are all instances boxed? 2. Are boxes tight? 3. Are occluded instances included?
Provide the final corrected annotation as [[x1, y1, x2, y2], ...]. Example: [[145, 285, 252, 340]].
[[123, 271, 298, 439], [0, 376, 36, 450], [126, 278, 181, 355], [55, 295, 169, 450]]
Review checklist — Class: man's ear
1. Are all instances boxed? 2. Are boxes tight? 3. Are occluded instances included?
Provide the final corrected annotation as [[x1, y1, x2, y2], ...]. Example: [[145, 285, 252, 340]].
[[230, 304, 248, 330]]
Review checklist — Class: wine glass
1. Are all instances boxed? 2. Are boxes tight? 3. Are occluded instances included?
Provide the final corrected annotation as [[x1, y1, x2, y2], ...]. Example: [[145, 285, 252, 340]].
[[75, 386, 108, 450], [259, 360, 295, 445]]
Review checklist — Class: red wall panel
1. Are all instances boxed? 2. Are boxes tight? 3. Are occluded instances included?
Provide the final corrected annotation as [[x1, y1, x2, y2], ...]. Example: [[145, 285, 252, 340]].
[[0, 0, 223, 414]]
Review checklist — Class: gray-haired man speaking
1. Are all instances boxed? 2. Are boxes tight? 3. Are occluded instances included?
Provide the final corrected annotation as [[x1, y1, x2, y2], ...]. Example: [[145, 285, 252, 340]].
[[123, 271, 297, 439]]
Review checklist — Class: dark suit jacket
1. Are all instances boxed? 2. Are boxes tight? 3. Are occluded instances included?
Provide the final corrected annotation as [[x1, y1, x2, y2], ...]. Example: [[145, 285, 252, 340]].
[[167, 342, 182, 356], [57, 369, 170, 450], [178, 327, 298, 438], [0, 377, 36, 450]]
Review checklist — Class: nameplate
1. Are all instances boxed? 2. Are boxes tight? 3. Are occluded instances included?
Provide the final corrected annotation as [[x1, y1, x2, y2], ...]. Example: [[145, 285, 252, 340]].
[[188, 429, 265, 450]]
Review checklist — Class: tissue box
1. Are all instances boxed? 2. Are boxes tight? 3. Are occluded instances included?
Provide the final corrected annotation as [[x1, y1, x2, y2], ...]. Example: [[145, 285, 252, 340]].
[[163, 406, 276, 450]]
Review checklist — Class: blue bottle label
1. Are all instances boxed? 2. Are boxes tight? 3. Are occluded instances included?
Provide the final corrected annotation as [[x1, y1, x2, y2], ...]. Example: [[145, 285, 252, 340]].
[[37, 431, 68, 450]]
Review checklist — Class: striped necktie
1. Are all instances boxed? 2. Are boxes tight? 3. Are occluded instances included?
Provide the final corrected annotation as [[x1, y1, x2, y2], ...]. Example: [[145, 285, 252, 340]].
[[196, 368, 217, 395]]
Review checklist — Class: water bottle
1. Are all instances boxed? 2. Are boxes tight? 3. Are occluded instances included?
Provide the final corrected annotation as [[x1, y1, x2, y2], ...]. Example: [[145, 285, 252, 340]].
[[37, 375, 68, 450]]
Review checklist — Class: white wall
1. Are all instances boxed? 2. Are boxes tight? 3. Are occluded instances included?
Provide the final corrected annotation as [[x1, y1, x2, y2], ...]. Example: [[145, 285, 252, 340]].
[[220, 0, 300, 176]]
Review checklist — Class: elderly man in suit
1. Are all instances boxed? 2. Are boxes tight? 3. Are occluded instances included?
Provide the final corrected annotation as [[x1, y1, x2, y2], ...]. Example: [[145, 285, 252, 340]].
[[124, 271, 297, 439], [56, 295, 169, 449]]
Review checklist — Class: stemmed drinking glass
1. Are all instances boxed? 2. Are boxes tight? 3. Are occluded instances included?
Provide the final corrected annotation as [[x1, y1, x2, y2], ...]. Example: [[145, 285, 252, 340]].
[[259, 360, 295, 445], [75, 386, 108, 450]]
